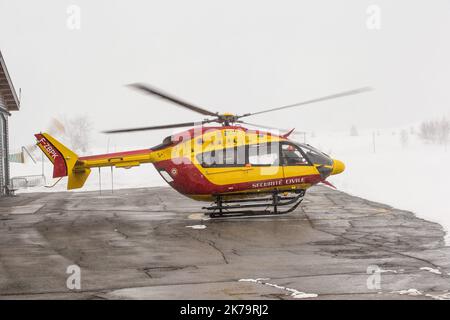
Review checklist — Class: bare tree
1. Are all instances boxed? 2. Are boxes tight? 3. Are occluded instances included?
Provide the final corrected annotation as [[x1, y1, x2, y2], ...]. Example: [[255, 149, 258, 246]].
[[419, 120, 437, 143], [419, 117, 449, 145], [60, 115, 93, 153]]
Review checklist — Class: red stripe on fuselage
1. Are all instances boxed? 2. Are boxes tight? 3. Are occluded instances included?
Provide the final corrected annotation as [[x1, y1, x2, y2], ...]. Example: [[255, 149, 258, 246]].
[[153, 158, 322, 196]]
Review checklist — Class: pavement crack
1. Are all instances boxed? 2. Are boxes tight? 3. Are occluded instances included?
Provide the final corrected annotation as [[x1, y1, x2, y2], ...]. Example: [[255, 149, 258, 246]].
[[207, 239, 229, 264], [183, 231, 229, 264], [114, 229, 129, 239]]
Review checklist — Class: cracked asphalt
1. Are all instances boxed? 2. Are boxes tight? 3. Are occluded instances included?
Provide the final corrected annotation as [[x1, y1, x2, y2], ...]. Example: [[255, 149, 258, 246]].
[[1, 185, 449, 300]]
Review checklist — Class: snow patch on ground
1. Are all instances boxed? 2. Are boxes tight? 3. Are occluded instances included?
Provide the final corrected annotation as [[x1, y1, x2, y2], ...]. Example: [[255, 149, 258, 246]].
[[185, 225, 207, 230], [238, 278, 318, 299], [425, 292, 450, 300], [391, 289, 423, 296], [238, 278, 270, 283], [390, 288, 450, 300], [420, 267, 442, 275], [379, 269, 399, 274]]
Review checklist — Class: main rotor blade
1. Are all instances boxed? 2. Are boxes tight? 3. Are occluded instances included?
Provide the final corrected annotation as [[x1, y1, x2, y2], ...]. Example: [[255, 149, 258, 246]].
[[128, 83, 218, 117], [238, 87, 372, 118], [237, 121, 306, 134], [103, 120, 212, 134]]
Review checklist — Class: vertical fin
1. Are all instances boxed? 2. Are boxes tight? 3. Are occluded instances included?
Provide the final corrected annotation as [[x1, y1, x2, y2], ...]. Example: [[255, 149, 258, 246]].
[[34, 133, 91, 189]]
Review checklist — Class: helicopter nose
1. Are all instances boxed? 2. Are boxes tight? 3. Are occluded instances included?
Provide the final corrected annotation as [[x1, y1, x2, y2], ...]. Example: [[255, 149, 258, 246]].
[[331, 159, 345, 175]]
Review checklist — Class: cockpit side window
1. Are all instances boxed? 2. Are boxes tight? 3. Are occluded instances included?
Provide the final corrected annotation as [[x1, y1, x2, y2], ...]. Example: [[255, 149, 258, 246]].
[[298, 144, 333, 166], [280, 143, 310, 166]]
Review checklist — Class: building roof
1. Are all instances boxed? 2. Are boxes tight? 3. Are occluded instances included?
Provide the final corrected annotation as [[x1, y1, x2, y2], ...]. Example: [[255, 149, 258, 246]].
[[0, 50, 20, 112]]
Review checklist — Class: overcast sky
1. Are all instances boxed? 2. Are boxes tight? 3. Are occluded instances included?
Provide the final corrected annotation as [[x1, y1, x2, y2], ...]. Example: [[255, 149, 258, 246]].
[[1, 0, 449, 151]]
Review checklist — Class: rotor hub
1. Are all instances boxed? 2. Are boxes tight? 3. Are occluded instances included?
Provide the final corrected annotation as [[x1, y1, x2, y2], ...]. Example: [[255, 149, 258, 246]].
[[217, 113, 238, 125]]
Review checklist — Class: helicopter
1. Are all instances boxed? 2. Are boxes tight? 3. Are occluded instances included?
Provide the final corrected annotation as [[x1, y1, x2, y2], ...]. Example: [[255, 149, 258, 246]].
[[35, 84, 371, 217]]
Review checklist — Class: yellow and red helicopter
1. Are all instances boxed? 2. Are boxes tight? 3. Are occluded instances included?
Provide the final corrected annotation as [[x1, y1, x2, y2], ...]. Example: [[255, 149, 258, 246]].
[[35, 84, 370, 217]]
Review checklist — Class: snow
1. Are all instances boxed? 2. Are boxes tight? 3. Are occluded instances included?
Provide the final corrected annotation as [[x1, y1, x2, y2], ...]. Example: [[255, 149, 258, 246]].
[[238, 278, 270, 283], [10, 128, 450, 244], [420, 267, 442, 275], [307, 129, 450, 245], [391, 289, 450, 300], [238, 278, 318, 299], [185, 225, 207, 230], [391, 289, 423, 296], [390, 288, 450, 299], [290, 291, 319, 299], [425, 292, 450, 300], [379, 269, 399, 274]]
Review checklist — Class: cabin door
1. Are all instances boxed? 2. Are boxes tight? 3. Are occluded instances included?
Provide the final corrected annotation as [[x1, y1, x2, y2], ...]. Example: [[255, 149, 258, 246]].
[[280, 142, 315, 188]]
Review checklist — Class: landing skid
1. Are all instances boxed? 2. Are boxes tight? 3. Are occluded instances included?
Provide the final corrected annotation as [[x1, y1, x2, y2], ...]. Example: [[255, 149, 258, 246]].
[[202, 189, 305, 218]]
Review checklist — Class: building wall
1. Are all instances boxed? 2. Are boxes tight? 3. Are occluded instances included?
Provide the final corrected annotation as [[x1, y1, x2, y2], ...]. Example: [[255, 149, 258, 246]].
[[0, 93, 9, 195]]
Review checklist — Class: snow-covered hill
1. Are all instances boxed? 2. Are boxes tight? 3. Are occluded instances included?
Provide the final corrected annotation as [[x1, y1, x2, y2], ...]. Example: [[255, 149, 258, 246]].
[[310, 129, 450, 244]]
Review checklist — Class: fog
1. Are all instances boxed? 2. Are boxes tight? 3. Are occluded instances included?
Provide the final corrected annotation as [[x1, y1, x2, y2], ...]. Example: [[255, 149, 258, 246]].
[[1, 0, 450, 150]]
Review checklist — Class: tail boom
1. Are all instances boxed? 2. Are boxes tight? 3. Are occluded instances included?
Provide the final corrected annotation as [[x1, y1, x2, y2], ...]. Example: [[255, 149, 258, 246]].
[[35, 133, 155, 190], [78, 149, 153, 169]]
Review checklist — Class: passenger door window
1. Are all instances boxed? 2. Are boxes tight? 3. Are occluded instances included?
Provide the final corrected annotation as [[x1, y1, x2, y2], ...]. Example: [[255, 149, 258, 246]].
[[197, 145, 246, 167], [248, 143, 279, 166]]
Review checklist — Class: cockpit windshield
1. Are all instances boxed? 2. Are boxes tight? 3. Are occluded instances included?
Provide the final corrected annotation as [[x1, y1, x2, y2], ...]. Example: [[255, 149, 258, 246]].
[[296, 143, 333, 166]]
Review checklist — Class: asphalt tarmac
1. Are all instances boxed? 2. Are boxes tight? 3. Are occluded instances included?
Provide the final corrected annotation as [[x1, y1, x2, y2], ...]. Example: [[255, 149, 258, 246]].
[[1, 185, 449, 299]]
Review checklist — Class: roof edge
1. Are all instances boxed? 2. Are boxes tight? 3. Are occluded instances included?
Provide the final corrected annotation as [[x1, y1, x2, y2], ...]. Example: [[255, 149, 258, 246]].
[[0, 50, 20, 111]]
